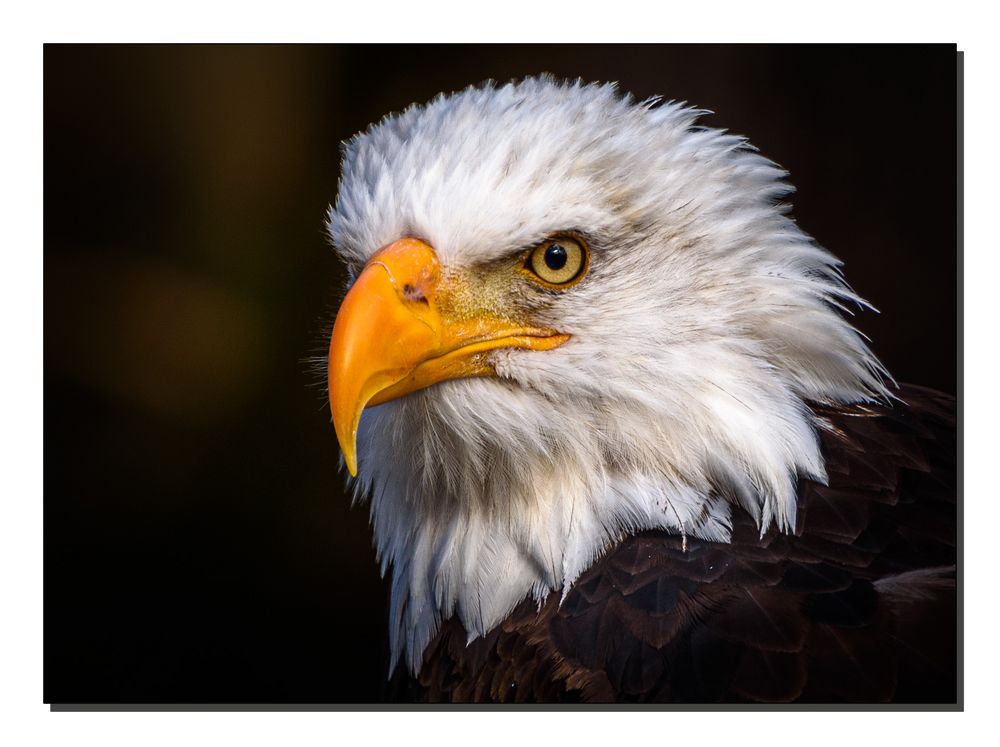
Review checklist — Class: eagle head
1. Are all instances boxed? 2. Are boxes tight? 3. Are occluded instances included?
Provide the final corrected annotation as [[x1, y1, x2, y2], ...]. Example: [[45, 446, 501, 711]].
[[324, 76, 889, 672]]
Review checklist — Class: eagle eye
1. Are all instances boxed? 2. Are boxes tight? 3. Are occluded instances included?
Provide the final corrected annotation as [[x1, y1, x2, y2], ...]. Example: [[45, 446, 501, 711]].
[[525, 236, 588, 288]]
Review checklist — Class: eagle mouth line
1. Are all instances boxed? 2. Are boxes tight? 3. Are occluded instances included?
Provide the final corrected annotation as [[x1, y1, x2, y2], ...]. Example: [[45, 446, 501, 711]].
[[368, 330, 570, 407]]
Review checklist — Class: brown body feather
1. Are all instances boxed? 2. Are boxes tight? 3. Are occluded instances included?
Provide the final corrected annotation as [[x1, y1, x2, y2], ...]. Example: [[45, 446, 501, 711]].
[[386, 384, 957, 703]]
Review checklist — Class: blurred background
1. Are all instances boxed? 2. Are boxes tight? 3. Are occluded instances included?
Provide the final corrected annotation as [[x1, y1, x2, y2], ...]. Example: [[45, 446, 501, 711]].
[[44, 44, 958, 704]]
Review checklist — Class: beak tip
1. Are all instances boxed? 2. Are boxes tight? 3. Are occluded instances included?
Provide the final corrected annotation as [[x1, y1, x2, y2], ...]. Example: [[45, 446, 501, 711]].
[[334, 419, 360, 478], [331, 406, 360, 478], [345, 452, 358, 478]]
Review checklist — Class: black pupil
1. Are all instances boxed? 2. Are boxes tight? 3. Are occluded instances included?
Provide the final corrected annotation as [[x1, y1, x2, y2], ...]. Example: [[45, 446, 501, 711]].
[[544, 244, 568, 271]]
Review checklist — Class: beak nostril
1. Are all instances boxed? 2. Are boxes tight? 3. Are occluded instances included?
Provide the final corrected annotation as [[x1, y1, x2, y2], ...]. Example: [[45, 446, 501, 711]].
[[402, 283, 428, 304]]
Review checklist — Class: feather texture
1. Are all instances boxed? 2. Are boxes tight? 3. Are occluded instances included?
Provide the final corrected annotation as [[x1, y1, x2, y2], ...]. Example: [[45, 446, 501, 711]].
[[387, 385, 956, 702], [326, 77, 909, 676]]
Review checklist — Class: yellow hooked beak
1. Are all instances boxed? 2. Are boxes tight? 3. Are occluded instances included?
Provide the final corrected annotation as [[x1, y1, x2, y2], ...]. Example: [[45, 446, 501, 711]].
[[328, 238, 569, 476]]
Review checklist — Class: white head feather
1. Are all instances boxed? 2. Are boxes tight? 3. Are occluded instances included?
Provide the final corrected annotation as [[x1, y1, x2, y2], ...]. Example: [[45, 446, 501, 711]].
[[326, 76, 890, 673]]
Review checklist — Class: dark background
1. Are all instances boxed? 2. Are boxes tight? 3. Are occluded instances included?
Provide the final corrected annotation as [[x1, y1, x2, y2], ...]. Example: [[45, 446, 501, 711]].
[[44, 44, 958, 704]]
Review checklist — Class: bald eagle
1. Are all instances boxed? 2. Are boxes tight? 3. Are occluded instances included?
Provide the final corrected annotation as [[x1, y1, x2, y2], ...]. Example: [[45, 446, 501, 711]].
[[324, 77, 957, 703]]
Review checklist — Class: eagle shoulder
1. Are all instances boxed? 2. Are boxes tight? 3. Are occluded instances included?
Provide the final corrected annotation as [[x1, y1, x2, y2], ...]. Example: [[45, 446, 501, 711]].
[[388, 384, 957, 703]]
